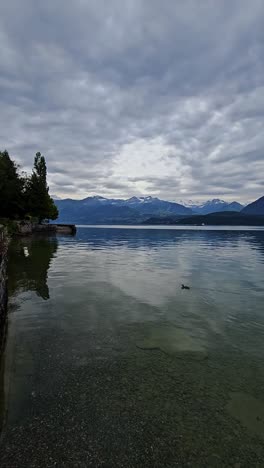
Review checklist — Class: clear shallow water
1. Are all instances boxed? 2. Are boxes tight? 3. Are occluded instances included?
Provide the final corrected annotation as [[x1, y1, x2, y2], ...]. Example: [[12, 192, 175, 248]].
[[1, 226, 264, 467]]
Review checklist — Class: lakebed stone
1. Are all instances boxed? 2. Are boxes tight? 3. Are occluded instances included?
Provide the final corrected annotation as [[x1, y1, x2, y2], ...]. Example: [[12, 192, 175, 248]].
[[227, 392, 264, 440], [136, 324, 208, 360]]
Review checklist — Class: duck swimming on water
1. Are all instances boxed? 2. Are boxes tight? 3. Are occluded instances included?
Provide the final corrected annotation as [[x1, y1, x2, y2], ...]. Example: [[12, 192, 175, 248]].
[[181, 284, 190, 290]]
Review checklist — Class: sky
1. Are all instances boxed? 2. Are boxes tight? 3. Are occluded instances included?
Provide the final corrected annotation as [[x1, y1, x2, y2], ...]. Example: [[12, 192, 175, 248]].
[[0, 0, 263, 203]]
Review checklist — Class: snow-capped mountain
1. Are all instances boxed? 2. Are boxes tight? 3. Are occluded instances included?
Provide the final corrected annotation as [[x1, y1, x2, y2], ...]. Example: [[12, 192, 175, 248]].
[[54, 194, 247, 224], [178, 198, 244, 214], [178, 199, 203, 208], [55, 195, 192, 224], [125, 196, 157, 204], [123, 196, 192, 215]]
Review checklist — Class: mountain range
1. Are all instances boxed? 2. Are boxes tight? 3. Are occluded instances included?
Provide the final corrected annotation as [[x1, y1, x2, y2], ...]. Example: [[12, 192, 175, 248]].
[[53, 195, 257, 224], [179, 198, 244, 215], [242, 196, 264, 216], [54, 195, 191, 224]]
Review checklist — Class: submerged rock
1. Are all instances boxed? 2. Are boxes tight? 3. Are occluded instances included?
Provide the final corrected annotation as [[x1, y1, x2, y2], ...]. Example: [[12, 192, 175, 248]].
[[136, 325, 208, 360], [227, 392, 264, 440]]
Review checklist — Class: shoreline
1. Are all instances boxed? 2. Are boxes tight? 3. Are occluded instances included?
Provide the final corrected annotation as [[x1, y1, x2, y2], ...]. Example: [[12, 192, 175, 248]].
[[0, 222, 76, 347], [15, 221, 76, 236], [0, 226, 8, 353]]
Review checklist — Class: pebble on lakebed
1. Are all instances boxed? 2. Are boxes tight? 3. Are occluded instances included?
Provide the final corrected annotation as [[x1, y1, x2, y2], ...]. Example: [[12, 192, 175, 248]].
[[136, 324, 208, 361], [227, 392, 264, 440]]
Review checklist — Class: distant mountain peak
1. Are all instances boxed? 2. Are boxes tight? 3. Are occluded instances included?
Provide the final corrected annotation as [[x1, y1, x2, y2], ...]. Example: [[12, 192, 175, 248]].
[[206, 198, 225, 204], [126, 196, 141, 202], [179, 198, 244, 214], [126, 195, 155, 203], [54, 194, 192, 223], [242, 195, 264, 215], [86, 195, 107, 200]]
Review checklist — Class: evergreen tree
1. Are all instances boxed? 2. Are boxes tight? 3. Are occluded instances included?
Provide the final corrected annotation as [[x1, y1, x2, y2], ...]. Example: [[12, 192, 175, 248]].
[[26, 152, 58, 222], [0, 150, 24, 218]]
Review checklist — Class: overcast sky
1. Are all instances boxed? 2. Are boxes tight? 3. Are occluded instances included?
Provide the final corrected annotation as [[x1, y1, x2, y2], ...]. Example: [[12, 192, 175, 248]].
[[0, 0, 263, 202]]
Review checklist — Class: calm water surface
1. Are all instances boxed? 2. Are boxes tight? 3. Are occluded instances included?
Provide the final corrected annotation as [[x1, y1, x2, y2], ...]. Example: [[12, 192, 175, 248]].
[[1, 226, 264, 467]]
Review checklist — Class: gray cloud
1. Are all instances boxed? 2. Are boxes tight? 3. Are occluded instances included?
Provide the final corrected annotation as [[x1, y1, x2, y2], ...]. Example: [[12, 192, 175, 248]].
[[0, 0, 264, 202]]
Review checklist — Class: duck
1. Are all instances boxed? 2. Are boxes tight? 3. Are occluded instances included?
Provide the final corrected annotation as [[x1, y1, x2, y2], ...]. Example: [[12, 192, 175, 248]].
[[181, 284, 190, 290]]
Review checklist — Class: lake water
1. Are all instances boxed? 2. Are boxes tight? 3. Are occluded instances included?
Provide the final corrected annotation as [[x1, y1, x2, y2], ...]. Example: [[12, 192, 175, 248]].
[[1, 226, 264, 467]]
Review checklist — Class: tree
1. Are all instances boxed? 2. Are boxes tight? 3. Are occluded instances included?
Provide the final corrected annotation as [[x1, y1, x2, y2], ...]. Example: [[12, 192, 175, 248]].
[[47, 197, 59, 221], [26, 152, 58, 222], [0, 150, 25, 218]]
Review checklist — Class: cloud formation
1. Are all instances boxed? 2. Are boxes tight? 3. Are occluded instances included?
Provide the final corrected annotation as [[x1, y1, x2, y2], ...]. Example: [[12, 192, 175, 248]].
[[0, 0, 263, 202]]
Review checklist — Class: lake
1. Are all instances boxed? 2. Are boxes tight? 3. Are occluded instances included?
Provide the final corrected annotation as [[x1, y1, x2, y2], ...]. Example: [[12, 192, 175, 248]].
[[1, 225, 264, 467]]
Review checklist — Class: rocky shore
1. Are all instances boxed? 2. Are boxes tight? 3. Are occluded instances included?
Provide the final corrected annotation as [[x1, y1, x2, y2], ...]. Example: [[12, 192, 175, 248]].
[[15, 221, 76, 236], [0, 226, 8, 351]]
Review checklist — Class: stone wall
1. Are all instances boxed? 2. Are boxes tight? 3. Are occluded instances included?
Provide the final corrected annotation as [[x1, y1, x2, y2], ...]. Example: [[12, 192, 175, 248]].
[[0, 226, 8, 351], [15, 220, 34, 235], [15, 221, 76, 235]]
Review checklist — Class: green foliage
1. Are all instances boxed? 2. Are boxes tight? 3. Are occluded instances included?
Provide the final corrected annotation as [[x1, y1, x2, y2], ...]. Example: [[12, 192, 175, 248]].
[[0, 150, 59, 222], [25, 152, 59, 222], [34, 152, 47, 183], [0, 218, 19, 236], [47, 197, 59, 221], [6, 220, 19, 236], [0, 150, 25, 218]]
